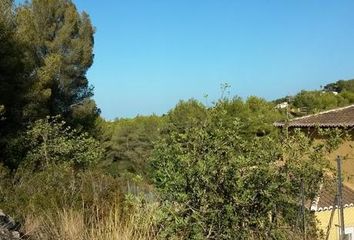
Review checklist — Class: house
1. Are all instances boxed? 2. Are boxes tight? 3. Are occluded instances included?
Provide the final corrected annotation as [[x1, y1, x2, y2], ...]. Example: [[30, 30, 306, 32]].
[[274, 104, 354, 128], [275, 101, 289, 109], [275, 104, 354, 188], [275, 104, 354, 239], [312, 183, 354, 240]]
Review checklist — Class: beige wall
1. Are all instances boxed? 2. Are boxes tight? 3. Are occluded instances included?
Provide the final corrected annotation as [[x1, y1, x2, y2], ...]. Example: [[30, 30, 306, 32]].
[[287, 129, 354, 187], [327, 140, 354, 189], [287, 129, 354, 239], [316, 207, 354, 240]]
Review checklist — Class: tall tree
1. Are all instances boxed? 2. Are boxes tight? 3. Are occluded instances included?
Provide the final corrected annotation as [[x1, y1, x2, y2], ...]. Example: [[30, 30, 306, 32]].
[[0, 0, 26, 129], [0, 0, 29, 168], [15, 0, 99, 129]]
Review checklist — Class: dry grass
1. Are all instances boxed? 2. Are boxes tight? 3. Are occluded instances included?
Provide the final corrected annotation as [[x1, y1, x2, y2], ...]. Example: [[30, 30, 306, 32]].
[[22, 202, 158, 240]]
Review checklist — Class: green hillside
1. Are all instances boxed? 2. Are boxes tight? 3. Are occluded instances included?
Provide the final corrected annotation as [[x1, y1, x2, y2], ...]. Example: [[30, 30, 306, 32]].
[[274, 79, 354, 117]]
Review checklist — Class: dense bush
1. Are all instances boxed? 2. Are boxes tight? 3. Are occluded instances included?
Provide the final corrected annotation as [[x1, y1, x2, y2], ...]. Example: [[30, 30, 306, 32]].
[[0, 117, 114, 218], [150, 101, 337, 240], [24, 117, 103, 170]]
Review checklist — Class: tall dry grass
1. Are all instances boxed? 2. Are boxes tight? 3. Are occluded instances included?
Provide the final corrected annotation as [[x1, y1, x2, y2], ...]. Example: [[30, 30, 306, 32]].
[[22, 200, 159, 240]]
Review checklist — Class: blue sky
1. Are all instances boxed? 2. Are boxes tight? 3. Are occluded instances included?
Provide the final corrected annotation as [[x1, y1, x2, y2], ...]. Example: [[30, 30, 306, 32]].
[[17, 1, 354, 119]]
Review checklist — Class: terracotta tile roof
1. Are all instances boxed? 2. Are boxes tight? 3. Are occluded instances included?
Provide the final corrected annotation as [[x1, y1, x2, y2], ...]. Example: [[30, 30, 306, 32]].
[[311, 183, 354, 212], [274, 104, 354, 128]]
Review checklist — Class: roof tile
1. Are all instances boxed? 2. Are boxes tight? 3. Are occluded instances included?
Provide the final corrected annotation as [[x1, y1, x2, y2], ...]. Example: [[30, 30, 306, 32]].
[[313, 183, 354, 211], [275, 104, 354, 128]]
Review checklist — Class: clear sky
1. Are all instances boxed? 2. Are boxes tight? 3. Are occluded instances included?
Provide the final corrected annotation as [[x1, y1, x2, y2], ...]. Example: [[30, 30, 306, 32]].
[[17, 1, 354, 119]]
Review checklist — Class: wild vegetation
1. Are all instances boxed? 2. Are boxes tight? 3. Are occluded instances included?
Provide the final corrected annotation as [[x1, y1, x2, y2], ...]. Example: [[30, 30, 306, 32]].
[[0, 0, 353, 239], [275, 79, 354, 116]]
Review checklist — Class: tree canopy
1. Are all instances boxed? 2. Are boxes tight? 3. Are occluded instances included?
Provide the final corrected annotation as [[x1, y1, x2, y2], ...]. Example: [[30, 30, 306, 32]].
[[16, 0, 99, 129]]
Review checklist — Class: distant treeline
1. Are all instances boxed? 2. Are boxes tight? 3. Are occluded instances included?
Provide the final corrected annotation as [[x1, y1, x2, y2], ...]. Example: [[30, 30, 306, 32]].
[[98, 97, 284, 178], [104, 78, 354, 177], [274, 79, 354, 116]]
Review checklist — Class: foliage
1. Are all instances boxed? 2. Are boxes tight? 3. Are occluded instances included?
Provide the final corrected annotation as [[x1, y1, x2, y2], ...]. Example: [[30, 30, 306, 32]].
[[0, 0, 100, 170], [0, 116, 155, 240], [292, 90, 348, 113], [317, 127, 350, 153], [0, 0, 27, 132], [15, 0, 99, 129], [0, 117, 119, 226], [99, 97, 282, 181], [273, 79, 354, 117], [1, 1, 353, 239], [100, 115, 165, 178], [273, 79, 354, 116], [219, 96, 284, 137], [166, 99, 207, 131], [23, 116, 103, 170], [150, 101, 334, 239], [324, 79, 354, 93]]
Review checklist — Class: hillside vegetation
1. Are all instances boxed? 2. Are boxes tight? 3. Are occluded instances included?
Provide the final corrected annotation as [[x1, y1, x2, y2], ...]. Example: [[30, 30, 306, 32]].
[[275, 79, 354, 116], [0, 0, 353, 239]]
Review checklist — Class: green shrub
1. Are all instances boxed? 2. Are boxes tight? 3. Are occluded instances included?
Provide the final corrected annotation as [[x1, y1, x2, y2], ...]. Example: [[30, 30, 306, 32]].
[[24, 116, 103, 170], [150, 102, 333, 239]]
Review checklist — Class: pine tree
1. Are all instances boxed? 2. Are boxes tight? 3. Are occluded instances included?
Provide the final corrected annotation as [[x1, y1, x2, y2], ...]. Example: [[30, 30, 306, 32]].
[[16, 0, 99, 129], [0, 0, 26, 129]]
